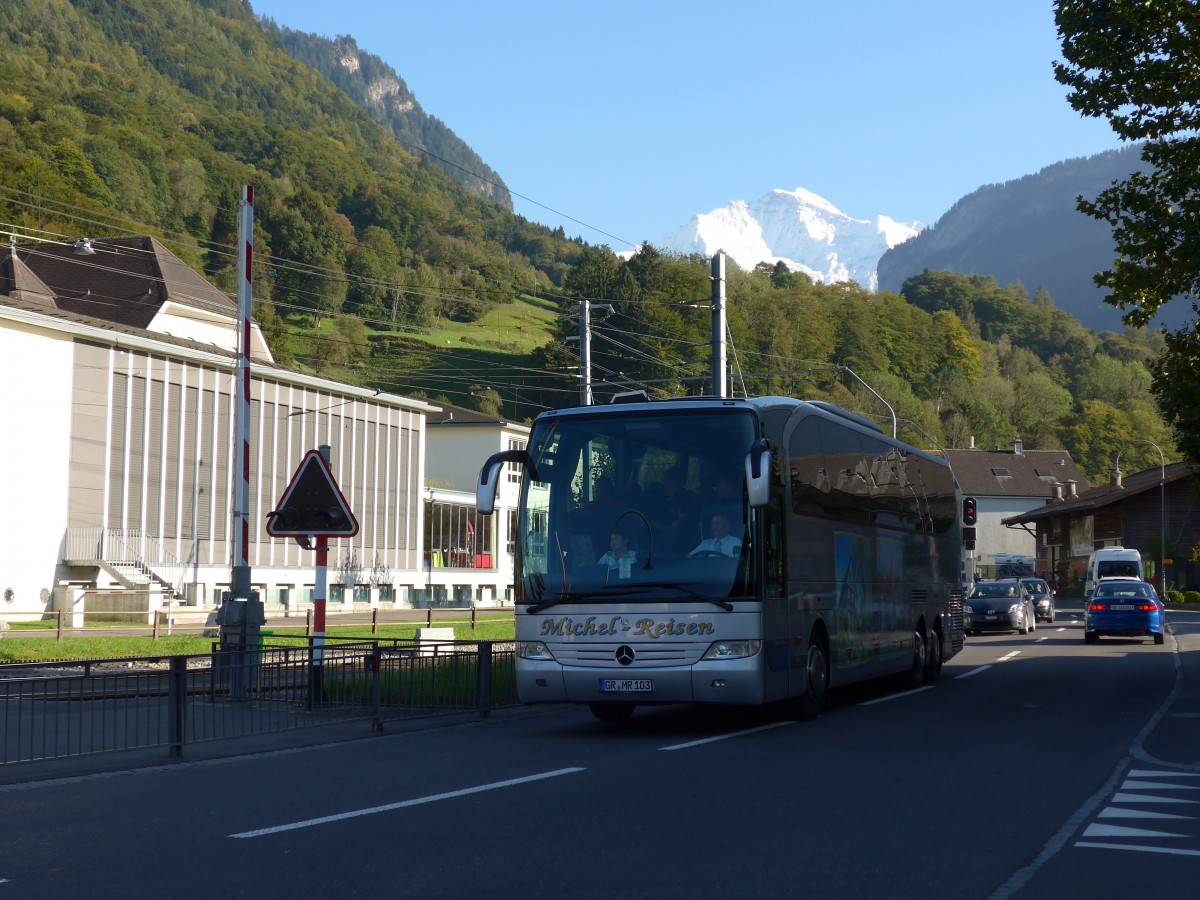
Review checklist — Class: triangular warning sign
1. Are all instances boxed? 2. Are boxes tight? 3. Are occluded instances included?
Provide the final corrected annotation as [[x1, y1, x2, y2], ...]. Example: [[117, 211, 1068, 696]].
[[266, 450, 359, 537]]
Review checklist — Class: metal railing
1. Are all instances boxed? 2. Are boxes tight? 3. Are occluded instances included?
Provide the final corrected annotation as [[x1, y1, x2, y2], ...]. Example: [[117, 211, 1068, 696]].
[[0, 639, 516, 766], [62, 527, 188, 596]]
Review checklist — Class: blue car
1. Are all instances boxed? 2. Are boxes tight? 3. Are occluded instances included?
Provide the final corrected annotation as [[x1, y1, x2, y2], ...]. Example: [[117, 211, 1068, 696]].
[[1084, 578, 1165, 645]]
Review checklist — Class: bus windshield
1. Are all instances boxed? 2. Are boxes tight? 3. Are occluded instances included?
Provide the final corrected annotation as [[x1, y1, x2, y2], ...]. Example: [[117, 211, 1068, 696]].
[[516, 408, 758, 607]]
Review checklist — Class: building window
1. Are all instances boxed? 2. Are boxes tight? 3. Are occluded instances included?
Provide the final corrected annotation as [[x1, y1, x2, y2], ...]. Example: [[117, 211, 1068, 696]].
[[507, 437, 525, 484]]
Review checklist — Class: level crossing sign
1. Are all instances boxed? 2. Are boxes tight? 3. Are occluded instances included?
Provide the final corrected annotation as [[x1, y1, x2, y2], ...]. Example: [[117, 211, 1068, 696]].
[[265, 450, 359, 538]]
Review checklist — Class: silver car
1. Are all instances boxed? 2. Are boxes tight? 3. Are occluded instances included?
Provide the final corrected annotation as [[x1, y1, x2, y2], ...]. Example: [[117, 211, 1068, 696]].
[[964, 579, 1037, 636]]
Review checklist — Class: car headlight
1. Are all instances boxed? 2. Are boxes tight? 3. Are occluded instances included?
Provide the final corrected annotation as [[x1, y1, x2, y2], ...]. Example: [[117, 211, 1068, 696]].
[[1009, 603, 1021, 614], [517, 641, 555, 660], [701, 639, 762, 660]]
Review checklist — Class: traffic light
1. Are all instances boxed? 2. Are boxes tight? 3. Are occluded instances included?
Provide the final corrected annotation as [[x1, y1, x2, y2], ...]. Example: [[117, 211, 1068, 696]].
[[962, 496, 977, 526]]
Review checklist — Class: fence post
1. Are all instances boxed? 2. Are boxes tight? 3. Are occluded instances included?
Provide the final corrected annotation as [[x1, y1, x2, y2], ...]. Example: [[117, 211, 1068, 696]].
[[372, 607, 378, 635], [57, 609, 64, 641], [476, 641, 493, 716], [153, 609, 160, 640], [306, 608, 312, 636], [471, 607, 477, 630], [168, 656, 187, 757], [426, 607, 433, 627], [371, 644, 383, 733]]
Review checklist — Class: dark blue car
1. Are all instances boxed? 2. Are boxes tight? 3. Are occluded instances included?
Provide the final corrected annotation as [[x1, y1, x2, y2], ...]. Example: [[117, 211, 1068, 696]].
[[1084, 578, 1165, 645]]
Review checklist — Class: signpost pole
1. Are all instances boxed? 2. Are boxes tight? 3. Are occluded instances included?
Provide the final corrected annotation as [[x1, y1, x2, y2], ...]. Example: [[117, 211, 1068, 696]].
[[310, 534, 327, 706]]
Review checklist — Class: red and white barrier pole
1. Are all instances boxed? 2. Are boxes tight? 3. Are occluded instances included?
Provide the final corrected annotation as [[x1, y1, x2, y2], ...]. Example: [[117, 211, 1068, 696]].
[[232, 184, 254, 599]]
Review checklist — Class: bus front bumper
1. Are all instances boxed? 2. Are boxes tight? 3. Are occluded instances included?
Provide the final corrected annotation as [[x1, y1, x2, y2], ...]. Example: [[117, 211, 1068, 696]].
[[516, 656, 767, 706]]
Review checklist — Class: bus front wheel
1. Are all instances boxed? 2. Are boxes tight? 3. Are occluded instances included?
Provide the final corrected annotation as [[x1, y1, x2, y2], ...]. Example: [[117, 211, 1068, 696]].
[[791, 634, 829, 721], [590, 702, 635, 722], [906, 628, 927, 688], [924, 627, 943, 683]]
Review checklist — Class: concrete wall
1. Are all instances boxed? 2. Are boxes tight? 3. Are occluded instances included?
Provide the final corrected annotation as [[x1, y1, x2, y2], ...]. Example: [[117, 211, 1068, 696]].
[[0, 319, 73, 617]]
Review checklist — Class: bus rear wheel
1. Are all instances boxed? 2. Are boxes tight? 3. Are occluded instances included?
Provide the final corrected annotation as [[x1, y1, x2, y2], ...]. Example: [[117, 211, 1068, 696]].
[[589, 702, 635, 722], [790, 633, 829, 721]]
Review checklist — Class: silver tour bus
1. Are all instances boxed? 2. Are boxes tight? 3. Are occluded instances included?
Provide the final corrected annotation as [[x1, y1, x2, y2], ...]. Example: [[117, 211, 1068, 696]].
[[476, 394, 965, 722]]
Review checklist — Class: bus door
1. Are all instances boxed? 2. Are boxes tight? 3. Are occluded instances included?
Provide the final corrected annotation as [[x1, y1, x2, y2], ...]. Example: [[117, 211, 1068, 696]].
[[760, 493, 792, 702]]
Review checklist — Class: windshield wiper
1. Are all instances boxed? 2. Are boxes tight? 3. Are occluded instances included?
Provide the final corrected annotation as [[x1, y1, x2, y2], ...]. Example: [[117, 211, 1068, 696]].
[[641, 582, 735, 611], [526, 587, 643, 615]]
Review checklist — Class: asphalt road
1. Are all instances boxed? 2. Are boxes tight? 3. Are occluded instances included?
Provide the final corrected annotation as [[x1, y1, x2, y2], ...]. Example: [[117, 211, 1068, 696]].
[[1, 603, 1197, 899]]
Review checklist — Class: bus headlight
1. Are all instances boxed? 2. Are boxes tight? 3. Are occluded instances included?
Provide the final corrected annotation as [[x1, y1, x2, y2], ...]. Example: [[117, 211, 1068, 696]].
[[517, 641, 555, 660], [701, 640, 762, 660]]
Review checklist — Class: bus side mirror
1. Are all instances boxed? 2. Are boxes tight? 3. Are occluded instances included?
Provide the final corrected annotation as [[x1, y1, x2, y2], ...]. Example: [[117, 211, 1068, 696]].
[[745, 440, 773, 508], [476, 448, 528, 515]]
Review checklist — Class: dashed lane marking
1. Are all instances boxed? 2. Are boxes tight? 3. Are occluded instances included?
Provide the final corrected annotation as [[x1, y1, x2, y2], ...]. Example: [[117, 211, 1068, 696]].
[[857, 685, 935, 706], [955, 665, 992, 680], [230, 767, 586, 838], [659, 721, 794, 750]]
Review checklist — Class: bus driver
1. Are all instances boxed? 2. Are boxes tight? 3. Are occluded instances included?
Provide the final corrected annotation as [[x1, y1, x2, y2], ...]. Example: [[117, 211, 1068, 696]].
[[689, 513, 741, 558]]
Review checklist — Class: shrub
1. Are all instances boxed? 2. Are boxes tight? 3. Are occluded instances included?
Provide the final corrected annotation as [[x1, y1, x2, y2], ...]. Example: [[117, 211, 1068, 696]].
[[1166, 590, 1184, 604], [1185, 591, 1200, 605]]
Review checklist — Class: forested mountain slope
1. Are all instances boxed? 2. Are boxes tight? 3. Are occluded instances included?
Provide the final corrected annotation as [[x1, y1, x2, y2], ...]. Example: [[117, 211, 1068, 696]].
[[877, 146, 1163, 333], [260, 22, 512, 209]]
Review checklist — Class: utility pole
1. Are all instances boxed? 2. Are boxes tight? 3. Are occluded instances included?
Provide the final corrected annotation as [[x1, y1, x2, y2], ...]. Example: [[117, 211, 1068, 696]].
[[574, 300, 614, 406], [711, 253, 727, 398], [579, 299, 592, 405]]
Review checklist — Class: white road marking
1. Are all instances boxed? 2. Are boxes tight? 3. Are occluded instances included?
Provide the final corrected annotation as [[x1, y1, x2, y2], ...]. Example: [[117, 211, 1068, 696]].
[[998, 651, 1022, 661], [660, 721, 794, 750], [230, 767, 586, 838], [857, 685, 934, 706], [1035, 637, 1048, 643], [1055, 627, 1067, 632], [1097, 807, 1193, 820], [955, 665, 992, 680], [1076, 841, 1200, 857], [1082, 823, 1186, 838], [1122, 779, 1200, 791], [1111, 791, 1199, 805]]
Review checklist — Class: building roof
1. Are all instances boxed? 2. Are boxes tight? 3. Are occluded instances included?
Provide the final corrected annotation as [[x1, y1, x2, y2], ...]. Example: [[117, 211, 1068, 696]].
[[426, 400, 530, 432], [0, 249, 57, 307], [944, 443, 1089, 500], [1003, 461, 1196, 525], [3, 235, 235, 329]]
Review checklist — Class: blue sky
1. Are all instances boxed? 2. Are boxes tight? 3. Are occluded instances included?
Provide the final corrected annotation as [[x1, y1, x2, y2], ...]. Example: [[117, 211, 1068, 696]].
[[248, 0, 1125, 251]]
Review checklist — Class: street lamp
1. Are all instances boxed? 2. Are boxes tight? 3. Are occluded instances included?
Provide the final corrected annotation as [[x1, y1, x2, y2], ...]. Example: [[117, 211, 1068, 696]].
[[1116, 439, 1166, 596]]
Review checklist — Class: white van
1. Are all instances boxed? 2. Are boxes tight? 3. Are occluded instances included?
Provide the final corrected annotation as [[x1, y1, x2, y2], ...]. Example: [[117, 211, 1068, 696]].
[[1085, 547, 1144, 597]]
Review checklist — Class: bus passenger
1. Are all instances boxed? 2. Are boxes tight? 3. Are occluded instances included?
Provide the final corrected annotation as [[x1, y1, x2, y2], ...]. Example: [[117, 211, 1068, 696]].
[[597, 528, 637, 570]]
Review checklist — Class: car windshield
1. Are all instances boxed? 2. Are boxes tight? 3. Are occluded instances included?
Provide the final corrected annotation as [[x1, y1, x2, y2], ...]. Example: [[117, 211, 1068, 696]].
[[1022, 580, 1048, 593], [970, 584, 1019, 599]]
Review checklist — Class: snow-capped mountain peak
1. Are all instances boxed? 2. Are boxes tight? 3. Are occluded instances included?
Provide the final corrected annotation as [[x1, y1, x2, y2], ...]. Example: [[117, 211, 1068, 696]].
[[655, 188, 922, 290]]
